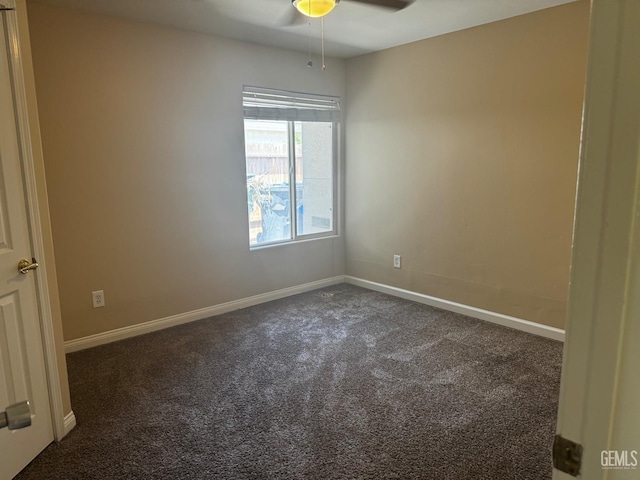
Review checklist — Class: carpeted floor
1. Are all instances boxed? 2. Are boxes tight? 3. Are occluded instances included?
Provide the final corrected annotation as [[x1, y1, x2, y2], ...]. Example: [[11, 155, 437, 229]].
[[16, 284, 563, 479]]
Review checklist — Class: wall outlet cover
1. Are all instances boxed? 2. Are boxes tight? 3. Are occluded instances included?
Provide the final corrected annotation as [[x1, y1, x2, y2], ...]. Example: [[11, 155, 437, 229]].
[[92, 290, 105, 308]]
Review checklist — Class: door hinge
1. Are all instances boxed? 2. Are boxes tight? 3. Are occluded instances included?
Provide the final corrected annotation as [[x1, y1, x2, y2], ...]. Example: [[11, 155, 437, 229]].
[[553, 434, 583, 477]]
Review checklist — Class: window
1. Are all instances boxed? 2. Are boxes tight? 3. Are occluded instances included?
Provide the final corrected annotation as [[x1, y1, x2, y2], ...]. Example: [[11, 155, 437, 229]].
[[243, 87, 339, 247]]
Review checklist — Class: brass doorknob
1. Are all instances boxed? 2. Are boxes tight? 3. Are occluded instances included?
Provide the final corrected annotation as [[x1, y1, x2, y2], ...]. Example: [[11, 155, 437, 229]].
[[18, 258, 39, 274]]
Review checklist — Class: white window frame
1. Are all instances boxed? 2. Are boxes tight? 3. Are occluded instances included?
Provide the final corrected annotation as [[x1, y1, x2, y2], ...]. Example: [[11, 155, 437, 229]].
[[243, 87, 340, 249]]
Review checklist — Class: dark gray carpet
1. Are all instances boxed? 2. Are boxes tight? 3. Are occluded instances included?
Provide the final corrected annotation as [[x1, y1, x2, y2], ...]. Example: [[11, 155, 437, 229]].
[[17, 284, 563, 479]]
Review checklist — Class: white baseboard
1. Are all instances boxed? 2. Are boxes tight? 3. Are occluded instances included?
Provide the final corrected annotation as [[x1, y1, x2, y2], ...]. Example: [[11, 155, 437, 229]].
[[64, 276, 345, 353], [64, 274, 564, 353], [344, 276, 565, 342], [61, 411, 76, 439]]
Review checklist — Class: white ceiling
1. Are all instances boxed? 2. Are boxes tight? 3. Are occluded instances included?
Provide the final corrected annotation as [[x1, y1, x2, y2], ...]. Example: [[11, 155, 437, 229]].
[[33, 0, 577, 58]]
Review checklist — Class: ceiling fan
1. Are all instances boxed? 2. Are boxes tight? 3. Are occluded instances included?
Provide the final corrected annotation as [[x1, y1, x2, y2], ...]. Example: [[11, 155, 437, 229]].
[[281, 0, 413, 26]]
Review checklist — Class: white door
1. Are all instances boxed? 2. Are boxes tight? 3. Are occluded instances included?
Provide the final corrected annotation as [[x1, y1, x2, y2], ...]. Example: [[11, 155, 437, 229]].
[[554, 0, 640, 479], [0, 9, 54, 480]]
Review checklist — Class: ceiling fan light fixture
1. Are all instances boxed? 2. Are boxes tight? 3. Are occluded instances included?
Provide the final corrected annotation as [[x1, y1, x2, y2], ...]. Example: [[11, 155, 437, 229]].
[[293, 0, 337, 18]]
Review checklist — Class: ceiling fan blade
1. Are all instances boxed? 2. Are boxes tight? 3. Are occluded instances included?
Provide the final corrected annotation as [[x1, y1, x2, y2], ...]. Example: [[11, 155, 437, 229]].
[[348, 0, 413, 11]]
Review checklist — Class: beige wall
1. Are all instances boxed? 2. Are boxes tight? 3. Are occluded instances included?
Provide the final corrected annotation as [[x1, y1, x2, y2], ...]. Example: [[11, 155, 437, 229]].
[[27, 3, 346, 341], [344, 1, 589, 329], [16, 0, 72, 417], [28, 0, 588, 348]]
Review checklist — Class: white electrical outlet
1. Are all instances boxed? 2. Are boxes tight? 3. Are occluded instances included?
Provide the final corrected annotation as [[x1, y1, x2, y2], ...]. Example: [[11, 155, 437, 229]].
[[393, 255, 401, 269], [92, 290, 105, 308]]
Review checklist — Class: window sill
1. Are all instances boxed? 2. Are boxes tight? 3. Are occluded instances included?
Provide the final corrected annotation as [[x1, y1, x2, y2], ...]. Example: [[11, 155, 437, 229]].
[[249, 233, 340, 251]]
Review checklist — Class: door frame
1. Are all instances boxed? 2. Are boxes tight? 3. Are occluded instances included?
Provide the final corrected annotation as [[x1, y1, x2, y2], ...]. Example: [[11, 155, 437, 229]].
[[554, 0, 640, 478], [1, 0, 67, 441]]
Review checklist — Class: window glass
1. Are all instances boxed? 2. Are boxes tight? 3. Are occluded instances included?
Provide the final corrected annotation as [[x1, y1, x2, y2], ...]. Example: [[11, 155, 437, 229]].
[[294, 121, 333, 236], [244, 119, 292, 245]]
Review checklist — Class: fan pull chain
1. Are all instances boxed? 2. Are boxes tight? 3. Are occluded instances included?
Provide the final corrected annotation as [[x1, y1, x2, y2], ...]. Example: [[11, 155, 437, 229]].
[[321, 16, 326, 71], [307, 20, 313, 67]]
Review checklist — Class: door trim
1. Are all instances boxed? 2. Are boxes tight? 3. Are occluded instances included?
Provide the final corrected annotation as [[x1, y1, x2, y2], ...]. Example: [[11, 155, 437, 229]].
[[1, 0, 68, 441], [554, 0, 640, 477]]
